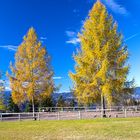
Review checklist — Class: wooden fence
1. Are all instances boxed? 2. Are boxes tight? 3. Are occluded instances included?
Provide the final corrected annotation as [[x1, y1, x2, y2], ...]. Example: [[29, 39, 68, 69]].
[[1, 106, 140, 121]]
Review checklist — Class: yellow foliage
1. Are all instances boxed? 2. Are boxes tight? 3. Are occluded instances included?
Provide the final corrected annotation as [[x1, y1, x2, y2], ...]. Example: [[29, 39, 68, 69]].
[[0, 79, 5, 110], [69, 1, 128, 106], [8, 27, 54, 105]]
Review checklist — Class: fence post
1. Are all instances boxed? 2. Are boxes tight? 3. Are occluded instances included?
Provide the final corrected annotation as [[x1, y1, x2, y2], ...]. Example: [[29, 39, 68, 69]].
[[135, 106, 137, 117], [38, 112, 40, 121], [73, 107, 75, 111], [100, 109, 102, 118], [78, 111, 81, 119], [135, 106, 137, 112], [57, 112, 60, 120], [134, 107, 137, 117], [0, 113, 2, 121], [124, 109, 127, 118], [38, 107, 41, 112], [18, 113, 21, 121]]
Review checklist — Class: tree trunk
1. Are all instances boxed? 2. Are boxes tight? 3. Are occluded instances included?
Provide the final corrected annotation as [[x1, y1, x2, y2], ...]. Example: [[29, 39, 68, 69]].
[[32, 96, 35, 120], [101, 94, 106, 118]]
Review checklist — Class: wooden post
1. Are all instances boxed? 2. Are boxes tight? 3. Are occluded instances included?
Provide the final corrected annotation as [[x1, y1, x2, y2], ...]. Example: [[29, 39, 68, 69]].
[[38, 112, 40, 121], [100, 109, 102, 118], [124, 109, 127, 118], [0, 113, 2, 121], [18, 113, 21, 121], [57, 112, 60, 120], [78, 111, 81, 119], [73, 107, 75, 111], [38, 107, 41, 112], [135, 106, 137, 117], [135, 106, 137, 111]]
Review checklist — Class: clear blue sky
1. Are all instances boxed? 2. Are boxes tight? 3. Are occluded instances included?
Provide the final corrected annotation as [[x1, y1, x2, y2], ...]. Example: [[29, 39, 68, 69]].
[[0, 0, 140, 92]]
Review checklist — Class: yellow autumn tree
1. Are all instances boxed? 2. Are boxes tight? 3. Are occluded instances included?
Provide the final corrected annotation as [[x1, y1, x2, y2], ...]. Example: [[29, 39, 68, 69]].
[[69, 0, 128, 115], [0, 73, 5, 111], [8, 27, 54, 116]]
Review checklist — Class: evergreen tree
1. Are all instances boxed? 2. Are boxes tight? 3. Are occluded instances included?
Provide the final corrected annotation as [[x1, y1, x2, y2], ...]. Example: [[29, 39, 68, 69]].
[[24, 101, 32, 112], [39, 96, 54, 107], [69, 98, 75, 107], [69, 1, 128, 116], [57, 95, 65, 107], [7, 95, 20, 112], [8, 27, 54, 116], [120, 79, 135, 106]]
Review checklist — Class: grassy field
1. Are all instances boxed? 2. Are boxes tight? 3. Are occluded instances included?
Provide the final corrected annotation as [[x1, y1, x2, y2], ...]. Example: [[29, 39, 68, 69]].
[[0, 118, 140, 140]]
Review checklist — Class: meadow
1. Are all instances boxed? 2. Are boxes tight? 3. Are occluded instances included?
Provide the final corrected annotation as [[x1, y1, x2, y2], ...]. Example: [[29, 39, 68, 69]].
[[0, 118, 140, 140]]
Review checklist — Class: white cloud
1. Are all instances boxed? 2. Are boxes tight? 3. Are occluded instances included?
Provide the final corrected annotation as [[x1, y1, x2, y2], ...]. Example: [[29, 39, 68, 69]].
[[0, 80, 4, 84], [40, 37, 47, 40], [0, 79, 11, 91], [125, 33, 140, 42], [65, 31, 80, 45], [53, 76, 63, 80], [65, 31, 76, 37], [3, 77, 64, 91], [0, 45, 18, 51], [5, 86, 11, 91], [104, 0, 129, 15], [66, 38, 80, 45]]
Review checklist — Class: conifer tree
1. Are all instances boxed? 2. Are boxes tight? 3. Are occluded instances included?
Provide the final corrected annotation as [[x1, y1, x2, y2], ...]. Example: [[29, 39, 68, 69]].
[[69, 0, 128, 116], [7, 95, 20, 112], [57, 95, 65, 107], [8, 27, 54, 116]]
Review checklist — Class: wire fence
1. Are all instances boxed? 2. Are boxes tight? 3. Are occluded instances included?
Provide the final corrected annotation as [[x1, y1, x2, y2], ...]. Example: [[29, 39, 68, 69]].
[[1, 106, 140, 121]]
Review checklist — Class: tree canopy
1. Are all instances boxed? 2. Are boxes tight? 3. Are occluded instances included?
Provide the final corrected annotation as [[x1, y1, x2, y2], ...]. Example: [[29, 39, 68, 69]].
[[69, 1, 129, 106], [8, 27, 55, 113]]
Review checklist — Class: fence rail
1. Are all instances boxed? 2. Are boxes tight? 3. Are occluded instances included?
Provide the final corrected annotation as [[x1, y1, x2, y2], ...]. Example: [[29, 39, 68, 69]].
[[38, 106, 140, 112], [1, 106, 140, 121]]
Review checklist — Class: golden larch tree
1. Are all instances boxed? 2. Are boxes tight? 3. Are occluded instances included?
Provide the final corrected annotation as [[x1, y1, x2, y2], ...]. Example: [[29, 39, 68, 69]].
[[8, 27, 54, 116], [0, 73, 5, 111], [69, 0, 128, 116]]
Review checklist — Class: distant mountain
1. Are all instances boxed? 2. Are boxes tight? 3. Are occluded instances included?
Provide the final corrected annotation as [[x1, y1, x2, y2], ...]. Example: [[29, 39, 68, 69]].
[[3, 87, 140, 103], [134, 87, 140, 99], [52, 92, 74, 101], [4, 90, 11, 97], [3, 90, 75, 101], [4, 90, 11, 104]]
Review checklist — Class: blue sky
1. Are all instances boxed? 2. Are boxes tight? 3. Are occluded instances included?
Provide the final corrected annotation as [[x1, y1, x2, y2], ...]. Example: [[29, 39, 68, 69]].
[[0, 0, 140, 92]]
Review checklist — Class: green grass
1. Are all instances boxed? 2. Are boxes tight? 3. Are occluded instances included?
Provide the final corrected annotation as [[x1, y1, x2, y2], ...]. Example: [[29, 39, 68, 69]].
[[0, 118, 140, 140]]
